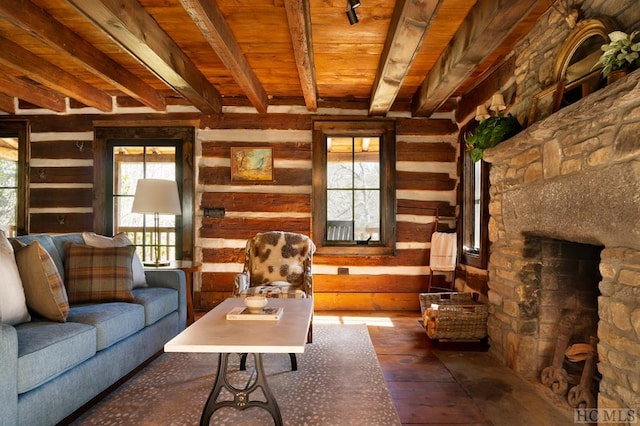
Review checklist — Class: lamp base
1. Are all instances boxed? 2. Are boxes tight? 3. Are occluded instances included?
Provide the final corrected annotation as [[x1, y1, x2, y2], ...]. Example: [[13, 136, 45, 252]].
[[144, 260, 171, 267]]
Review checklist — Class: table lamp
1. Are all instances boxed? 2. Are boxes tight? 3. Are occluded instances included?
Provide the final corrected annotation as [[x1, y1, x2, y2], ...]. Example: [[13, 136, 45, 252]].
[[131, 178, 181, 266]]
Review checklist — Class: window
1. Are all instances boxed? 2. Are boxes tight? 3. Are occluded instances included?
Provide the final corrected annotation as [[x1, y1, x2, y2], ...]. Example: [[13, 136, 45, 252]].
[[93, 126, 194, 261], [312, 121, 396, 255], [108, 143, 181, 263], [0, 121, 29, 236], [461, 122, 489, 269]]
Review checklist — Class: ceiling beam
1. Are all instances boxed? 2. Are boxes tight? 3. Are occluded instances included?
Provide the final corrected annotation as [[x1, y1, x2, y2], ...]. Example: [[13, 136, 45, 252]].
[[67, 0, 221, 114], [0, 93, 15, 113], [0, 0, 166, 111], [412, 0, 540, 117], [0, 73, 66, 113], [283, 0, 317, 112], [0, 37, 113, 112], [180, 0, 268, 113], [369, 0, 442, 116]]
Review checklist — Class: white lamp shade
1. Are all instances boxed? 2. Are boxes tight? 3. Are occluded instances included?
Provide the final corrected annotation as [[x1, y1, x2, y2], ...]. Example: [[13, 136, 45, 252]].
[[131, 179, 182, 215], [475, 105, 490, 121], [489, 94, 506, 112]]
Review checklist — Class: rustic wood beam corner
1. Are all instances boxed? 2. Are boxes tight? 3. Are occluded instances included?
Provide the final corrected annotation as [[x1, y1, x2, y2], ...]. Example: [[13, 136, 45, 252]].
[[284, 0, 318, 112], [412, 0, 539, 117], [180, 0, 268, 113], [0, 0, 166, 112], [0, 36, 112, 112], [369, 0, 443, 116], [67, 0, 221, 114]]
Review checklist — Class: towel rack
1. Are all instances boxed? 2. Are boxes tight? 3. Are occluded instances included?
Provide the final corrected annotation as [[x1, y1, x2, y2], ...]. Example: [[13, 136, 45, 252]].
[[427, 208, 457, 292]]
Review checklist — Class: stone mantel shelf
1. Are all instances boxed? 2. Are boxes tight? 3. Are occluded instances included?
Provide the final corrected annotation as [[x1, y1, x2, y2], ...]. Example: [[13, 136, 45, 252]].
[[483, 68, 640, 165]]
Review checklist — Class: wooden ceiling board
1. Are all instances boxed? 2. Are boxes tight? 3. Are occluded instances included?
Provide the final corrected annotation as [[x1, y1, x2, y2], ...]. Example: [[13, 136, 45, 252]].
[[0, 0, 555, 115]]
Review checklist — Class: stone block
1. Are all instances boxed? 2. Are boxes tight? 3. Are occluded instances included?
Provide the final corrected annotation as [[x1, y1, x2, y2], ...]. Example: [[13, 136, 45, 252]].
[[543, 139, 561, 178], [560, 158, 582, 175], [587, 146, 613, 167], [524, 162, 543, 182], [610, 301, 632, 331], [503, 299, 519, 317], [631, 308, 640, 338], [510, 147, 540, 167], [619, 269, 640, 287], [599, 262, 617, 279]]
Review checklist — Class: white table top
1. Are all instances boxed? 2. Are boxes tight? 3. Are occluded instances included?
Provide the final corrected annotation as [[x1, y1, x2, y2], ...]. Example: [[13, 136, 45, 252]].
[[164, 298, 313, 354]]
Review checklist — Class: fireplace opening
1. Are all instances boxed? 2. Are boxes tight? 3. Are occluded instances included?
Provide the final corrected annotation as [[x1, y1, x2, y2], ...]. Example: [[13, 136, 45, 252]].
[[522, 235, 603, 407]]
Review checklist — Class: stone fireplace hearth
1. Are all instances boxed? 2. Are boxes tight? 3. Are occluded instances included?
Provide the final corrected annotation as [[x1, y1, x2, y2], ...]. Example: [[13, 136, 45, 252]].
[[483, 70, 640, 411]]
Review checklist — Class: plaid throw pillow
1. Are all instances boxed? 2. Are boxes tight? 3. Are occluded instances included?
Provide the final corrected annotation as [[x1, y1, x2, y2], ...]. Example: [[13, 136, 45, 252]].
[[65, 244, 135, 303]]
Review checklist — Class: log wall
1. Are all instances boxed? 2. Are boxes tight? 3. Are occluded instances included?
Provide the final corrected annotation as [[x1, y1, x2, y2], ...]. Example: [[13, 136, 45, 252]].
[[5, 109, 458, 311], [195, 113, 459, 311]]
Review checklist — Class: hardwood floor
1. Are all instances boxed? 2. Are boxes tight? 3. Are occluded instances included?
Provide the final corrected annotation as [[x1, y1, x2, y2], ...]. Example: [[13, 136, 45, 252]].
[[316, 311, 573, 426]]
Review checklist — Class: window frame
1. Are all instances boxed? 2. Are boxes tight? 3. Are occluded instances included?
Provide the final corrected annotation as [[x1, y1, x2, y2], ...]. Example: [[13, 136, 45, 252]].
[[460, 121, 490, 269], [0, 120, 29, 236], [93, 126, 195, 260], [312, 120, 396, 256]]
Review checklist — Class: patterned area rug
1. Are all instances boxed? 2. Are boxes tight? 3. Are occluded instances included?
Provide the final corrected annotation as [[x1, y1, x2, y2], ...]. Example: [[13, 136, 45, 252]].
[[71, 324, 400, 425]]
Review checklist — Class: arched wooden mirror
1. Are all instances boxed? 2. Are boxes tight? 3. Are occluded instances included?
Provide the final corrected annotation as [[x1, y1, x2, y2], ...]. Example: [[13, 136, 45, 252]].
[[553, 17, 619, 109]]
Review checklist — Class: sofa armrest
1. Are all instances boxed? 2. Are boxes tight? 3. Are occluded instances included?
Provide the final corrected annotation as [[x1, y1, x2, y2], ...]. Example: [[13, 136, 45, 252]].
[[0, 323, 18, 426], [144, 270, 187, 331]]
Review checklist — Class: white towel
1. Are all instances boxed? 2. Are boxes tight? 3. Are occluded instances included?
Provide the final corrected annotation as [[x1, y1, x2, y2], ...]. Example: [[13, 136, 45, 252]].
[[429, 232, 457, 271]]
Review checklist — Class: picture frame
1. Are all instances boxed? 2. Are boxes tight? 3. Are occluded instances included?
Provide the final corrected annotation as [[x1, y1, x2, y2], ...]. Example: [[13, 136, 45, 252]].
[[230, 147, 274, 182], [527, 81, 562, 127]]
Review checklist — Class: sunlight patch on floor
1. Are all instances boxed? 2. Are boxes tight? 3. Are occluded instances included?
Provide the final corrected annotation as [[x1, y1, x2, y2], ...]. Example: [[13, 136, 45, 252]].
[[314, 314, 395, 327]]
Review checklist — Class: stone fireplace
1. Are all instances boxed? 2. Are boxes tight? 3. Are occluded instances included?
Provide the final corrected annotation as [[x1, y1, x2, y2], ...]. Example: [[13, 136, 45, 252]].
[[483, 70, 640, 411]]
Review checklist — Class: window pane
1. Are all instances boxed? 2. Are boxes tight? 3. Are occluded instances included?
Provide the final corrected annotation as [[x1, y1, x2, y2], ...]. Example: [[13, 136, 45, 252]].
[[471, 160, 482, 251], [0, 188, 17, 235], [354, 189, 380, 241], [327, 137, 353, 189], [0, 158, 18, 236], [0, 159, 17, 187], [354, 137, 379, 189], [327, 189, 353, 221]]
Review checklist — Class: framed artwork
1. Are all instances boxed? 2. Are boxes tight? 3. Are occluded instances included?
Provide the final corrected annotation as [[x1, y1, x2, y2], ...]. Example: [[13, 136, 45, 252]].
[[527, 81, 562, 127], [230, 147, 273, 182]]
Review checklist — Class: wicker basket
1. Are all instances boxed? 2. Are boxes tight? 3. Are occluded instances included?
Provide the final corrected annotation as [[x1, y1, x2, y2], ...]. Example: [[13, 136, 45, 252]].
[[419, 292, 488, 341]]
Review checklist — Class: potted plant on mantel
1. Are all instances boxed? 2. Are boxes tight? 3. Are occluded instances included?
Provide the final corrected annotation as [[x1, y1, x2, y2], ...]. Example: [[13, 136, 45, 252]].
[[465, 113, 522, 163], [594, 30, 640, 84]]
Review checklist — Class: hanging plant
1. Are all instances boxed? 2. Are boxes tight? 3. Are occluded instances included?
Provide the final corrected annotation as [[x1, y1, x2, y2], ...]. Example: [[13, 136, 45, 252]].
[[465, 114, 522, 163], [594, 30, 640, 78]]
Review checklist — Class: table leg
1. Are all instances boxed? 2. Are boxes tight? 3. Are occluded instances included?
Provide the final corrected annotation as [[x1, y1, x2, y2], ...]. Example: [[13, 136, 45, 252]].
[[200, 353, 283, 426]]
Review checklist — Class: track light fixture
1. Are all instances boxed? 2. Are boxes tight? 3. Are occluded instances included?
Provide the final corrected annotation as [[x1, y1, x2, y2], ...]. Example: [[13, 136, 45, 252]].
[[346, 0, 360, 25]]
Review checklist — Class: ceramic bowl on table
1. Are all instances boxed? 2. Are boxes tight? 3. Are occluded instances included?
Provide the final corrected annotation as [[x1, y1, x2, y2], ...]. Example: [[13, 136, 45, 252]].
[[244, 296, 268, 313]]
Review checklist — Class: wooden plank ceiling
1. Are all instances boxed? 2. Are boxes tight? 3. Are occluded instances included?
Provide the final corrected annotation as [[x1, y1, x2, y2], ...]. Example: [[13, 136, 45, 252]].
[[0, 0, 552, 117]]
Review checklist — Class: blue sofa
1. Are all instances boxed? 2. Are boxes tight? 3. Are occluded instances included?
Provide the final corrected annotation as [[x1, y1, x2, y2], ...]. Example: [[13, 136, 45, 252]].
[[0, 233, 186, 426]]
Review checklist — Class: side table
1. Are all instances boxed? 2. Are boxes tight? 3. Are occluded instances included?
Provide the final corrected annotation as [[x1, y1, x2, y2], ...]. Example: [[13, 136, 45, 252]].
[[145, 260, 201, 325]]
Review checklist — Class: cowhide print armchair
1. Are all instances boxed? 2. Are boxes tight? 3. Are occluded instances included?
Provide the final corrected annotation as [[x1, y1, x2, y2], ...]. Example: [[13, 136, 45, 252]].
[[234, 231, 315, 299]]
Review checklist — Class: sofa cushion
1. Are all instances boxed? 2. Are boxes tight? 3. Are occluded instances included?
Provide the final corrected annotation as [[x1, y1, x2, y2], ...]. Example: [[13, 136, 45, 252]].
[[132, 287, 178, 326], [82, 232, 147, 288], [65, 244, 135, 303], [0, 230, 30, 325], [67, 303, 145, 351], [15, 321, 96, 394], [13, 241, 69, 322]]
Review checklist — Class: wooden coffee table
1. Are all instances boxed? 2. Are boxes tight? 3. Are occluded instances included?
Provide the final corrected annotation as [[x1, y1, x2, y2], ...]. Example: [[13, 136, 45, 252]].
[[164, 297, 313, 426]]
